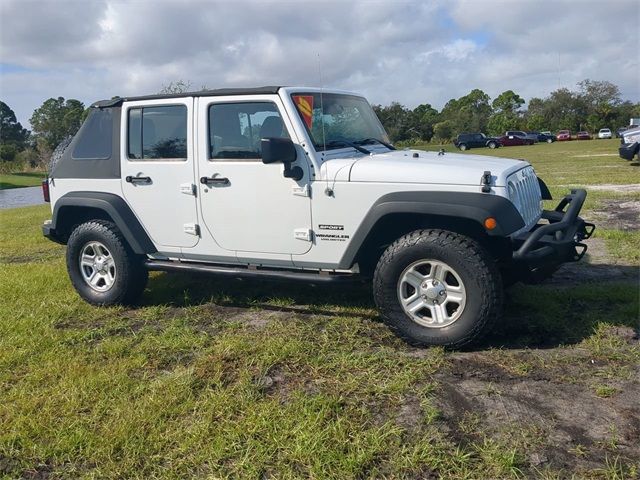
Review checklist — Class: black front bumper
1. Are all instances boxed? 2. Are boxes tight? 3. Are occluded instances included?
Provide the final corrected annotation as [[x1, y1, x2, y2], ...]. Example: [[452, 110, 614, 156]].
[[511, 189, 594, 268]]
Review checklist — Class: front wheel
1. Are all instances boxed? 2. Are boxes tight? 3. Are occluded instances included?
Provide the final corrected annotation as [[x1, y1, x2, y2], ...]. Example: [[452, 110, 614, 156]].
[[488, 141, 497, 149], [546, 138, 553, 143], [373, 229, 503, 348], [66, 220, 148, 306], [459, 144, 468, 151]]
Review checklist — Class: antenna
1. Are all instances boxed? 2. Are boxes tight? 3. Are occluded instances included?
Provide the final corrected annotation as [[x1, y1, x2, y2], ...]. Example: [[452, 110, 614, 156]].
[[317, 53, 327, 154], [318, 53, 333, 197]]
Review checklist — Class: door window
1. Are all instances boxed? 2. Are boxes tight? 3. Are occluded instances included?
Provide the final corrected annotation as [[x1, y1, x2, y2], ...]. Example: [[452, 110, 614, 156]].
[[128, 105, 187, 160], [208, 102, 289, 160]]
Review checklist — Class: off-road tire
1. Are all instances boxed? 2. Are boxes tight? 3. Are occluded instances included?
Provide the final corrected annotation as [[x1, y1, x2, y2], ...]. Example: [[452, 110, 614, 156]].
[[66, 220, 148, 306], [373, 229, 503, 348]]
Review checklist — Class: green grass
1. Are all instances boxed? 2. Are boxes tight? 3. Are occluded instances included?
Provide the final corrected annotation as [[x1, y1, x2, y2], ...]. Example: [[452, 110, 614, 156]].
[[0, 171, 46, 190], [1, 139, 640, 479], [414, 138, 640, 188]]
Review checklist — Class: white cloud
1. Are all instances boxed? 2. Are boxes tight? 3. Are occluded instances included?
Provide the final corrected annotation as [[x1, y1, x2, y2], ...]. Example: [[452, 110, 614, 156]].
[[0, 0, 638, 126]]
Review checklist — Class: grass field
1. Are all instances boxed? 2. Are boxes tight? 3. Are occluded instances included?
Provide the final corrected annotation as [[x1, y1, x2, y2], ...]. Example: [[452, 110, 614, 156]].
[[0, 172, 46, 190], [1, 139, 639, 479]]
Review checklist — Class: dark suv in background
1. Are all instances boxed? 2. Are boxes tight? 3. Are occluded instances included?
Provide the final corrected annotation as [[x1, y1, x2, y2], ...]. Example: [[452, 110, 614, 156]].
[[527, 131, 556, 143], [454, 133, 501, 150]]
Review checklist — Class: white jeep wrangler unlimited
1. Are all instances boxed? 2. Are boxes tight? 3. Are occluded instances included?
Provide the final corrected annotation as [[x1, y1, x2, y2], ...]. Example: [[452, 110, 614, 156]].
[[42, 87, 594, 347]]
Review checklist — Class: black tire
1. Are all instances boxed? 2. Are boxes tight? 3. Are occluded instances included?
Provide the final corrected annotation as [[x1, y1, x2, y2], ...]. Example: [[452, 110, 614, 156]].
[[373, 229, 503, 348], [488, 141, 497, 149], [66, 220, 148, 306], [459, 144, 468, 151]]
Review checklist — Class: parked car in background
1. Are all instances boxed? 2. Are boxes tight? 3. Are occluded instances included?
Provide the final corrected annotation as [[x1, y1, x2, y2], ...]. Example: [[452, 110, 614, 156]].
[[556, 130, 572, 141], [498, 134, 535, 146], [506, 130, 538, 142], [576, 131, 592, 140], [528, 131, 555, 143], [597, 128, 612, 139], [619, 126, 640, 161], [453, 132, 501, 150]]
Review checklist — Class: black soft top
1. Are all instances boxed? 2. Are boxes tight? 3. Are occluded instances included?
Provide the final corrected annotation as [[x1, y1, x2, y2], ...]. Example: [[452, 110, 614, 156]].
[[91, 86, 283, 108]]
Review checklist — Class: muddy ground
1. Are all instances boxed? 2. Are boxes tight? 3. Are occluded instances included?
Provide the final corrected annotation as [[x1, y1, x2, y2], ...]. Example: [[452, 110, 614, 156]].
[[435, 343, 640, 475], [45, 194, 640, 477]]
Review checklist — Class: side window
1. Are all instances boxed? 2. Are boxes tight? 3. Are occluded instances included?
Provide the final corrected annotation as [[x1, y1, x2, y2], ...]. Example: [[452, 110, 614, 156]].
[[72, 108, 112, 160], [208, 102, 289, 160], [127, 105, 187, 160]]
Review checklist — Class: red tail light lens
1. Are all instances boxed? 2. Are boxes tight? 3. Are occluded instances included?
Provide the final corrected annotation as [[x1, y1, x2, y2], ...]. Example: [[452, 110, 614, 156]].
[[42, 179, 50, 202]]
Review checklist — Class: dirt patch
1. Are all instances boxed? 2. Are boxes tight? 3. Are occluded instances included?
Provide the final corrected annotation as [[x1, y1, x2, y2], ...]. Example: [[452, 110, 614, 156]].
[[572, 154, 620, 158], [395, 394, 423, 435], [589, 199, 640, 231], [586, 183, 640, 193], [543, 238, 637, 287], [548, 237, 639, 285], [433, 346, 640, 475]]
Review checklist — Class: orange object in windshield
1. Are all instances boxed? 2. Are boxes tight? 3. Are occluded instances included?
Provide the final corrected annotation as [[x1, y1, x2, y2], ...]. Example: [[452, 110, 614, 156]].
[[293, 95, 314, 129]]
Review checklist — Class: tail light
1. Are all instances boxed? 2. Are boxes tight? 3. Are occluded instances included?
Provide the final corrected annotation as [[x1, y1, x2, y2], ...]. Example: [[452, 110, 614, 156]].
[[42, 178, 50, 202]]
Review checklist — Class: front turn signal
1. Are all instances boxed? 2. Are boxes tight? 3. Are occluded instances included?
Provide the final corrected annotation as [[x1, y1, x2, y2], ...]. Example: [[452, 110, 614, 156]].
[[484, 217, 497, 230]]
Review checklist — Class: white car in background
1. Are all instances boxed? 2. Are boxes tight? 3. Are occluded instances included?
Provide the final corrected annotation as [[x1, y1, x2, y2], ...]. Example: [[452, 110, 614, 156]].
[[598, 128, 612, 139]]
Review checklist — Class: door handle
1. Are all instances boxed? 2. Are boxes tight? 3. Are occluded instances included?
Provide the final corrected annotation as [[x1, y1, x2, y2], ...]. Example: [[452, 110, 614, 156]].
[[200, 176, 229, 185], [126, 175, 152, 184]]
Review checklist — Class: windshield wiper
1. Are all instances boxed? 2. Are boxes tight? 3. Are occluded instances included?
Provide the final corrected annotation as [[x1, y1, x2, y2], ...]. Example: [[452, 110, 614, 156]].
[[354, 138, 396, 150], [323, 140, 371, 155]]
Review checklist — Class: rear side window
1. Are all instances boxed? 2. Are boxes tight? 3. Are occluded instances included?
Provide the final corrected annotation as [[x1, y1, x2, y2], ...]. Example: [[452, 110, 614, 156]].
[[128, 105, 187, 160], [72, 108, 112, 160], [208, 102, 289, 160]]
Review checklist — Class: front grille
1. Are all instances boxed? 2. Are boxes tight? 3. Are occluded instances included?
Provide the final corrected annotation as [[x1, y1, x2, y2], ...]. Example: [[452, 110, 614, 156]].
[[507, 166, 542, 228]]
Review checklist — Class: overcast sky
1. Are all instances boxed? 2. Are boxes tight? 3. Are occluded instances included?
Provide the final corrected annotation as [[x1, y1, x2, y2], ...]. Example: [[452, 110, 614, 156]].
[[1, 0, 638, 127]]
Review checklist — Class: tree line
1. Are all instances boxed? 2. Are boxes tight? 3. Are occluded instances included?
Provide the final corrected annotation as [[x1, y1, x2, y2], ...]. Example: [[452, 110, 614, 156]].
[[1, 79, 638, 170], [373, 79, 639, 143], [0, 97, 87, 169]]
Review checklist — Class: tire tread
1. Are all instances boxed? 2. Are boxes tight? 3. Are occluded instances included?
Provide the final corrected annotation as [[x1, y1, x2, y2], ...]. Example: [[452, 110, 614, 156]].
[[373, 229, 502, 348], [66, 220, 147, 306]]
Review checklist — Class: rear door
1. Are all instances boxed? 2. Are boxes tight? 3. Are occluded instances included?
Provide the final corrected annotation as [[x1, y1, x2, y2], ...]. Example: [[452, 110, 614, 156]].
[[121, 98, 199, 249]]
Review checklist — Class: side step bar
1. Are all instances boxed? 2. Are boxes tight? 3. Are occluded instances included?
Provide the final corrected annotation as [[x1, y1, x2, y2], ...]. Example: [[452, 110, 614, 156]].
[[144, 260, 359, 284]]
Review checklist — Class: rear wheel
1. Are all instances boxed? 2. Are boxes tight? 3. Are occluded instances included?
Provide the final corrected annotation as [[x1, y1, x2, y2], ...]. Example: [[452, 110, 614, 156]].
[[66, 220, 148, 306], [373, 229, 503, 348], [459, 144, 468, 151], [546, 138, 553, 143]]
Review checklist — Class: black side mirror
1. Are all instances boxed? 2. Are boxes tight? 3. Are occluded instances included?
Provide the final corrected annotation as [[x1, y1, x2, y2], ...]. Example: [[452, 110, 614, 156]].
[[261, 137, 303, 181], [261, 137, 296, 164]]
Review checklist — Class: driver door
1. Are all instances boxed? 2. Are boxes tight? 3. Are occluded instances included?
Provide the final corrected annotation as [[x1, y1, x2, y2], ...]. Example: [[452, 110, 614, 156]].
[[196, 96, 312, 257]]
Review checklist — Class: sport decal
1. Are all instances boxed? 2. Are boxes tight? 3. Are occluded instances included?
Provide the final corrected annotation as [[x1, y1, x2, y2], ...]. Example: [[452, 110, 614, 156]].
[[293, 95, 314, 129]]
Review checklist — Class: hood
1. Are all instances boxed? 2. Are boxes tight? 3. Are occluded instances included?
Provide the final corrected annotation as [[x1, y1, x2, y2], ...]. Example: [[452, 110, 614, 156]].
[[344, 149, 530, 187]]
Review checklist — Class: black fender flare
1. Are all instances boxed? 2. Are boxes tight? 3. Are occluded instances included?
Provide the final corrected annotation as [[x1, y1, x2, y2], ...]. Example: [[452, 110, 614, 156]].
[[338, 191, 524, 269], [50, 191, 156, 254], [537, 177, 552, 200]]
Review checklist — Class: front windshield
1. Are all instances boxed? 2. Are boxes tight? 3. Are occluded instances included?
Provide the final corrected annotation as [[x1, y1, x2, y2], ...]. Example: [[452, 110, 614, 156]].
[[291, 93, 390, 152]]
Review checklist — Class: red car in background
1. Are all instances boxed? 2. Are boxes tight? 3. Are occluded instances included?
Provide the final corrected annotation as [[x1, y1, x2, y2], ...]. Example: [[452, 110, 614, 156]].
[[498, 134, 535, 146], [576, 131, 592, 140], [556, 130, 572, 141]]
